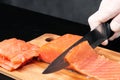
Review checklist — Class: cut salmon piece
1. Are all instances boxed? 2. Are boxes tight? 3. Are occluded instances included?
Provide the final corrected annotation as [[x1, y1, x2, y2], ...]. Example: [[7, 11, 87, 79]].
[[39, 34, 81, 63], [0, 38, 40, 71], [65, 41, 120, 80], [65, 41, 98, 70]]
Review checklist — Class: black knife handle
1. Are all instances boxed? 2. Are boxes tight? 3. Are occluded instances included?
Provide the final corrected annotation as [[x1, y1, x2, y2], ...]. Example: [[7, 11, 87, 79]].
[[102, 20, 114, 38]]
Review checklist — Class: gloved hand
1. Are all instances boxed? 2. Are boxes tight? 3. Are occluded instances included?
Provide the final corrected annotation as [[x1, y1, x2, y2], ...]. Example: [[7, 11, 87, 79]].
[[88, 0, 120, 45]]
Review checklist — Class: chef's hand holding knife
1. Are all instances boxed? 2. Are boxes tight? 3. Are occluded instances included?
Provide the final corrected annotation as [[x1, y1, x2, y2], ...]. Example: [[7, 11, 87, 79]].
[[88, 0, 120, 45]]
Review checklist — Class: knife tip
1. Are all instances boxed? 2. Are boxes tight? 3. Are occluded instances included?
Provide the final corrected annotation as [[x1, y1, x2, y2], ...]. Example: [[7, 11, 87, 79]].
[[42, 70, 48, 74], [42, 69, 50, 74], [42, 66, 54, 74], [42, 60, 69, 74]]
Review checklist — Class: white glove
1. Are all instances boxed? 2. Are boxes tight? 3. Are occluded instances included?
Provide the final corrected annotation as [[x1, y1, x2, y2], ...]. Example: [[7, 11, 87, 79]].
[[88, 0, 120, 45]]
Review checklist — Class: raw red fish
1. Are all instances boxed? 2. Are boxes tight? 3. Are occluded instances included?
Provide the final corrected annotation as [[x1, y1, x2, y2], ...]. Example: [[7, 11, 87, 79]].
[[39, 34, 120, 80], [0, 38, 40, 71], [38, 34, 81, 63], [65, 41, 120, 80]]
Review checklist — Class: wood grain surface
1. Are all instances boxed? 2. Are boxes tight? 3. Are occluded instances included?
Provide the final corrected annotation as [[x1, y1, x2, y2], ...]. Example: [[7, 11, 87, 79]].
[[0, 33, 120, 80]]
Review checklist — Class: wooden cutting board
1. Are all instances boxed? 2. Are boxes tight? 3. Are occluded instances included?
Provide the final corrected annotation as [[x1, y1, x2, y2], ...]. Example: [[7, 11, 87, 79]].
[[0, 33, 120, 80]]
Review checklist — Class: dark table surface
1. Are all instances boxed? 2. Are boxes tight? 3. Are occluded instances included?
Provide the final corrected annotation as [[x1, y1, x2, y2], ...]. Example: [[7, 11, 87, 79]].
[[0, 3, 120, 80]]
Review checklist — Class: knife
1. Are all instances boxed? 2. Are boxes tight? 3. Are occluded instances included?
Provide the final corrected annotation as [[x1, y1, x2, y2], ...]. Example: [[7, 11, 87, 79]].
[[42, 22, 114, 74]]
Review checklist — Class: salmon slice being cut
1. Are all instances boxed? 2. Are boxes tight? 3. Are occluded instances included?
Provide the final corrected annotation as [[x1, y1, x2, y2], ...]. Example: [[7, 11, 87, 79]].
[[39, 34, 81, 63], [0, 38, 40, 71], [39, 34, 120, 80], [65, 41, 120, 80]]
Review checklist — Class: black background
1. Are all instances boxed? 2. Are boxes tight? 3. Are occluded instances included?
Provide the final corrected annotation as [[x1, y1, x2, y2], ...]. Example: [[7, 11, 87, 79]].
[[0, 3, 90, 41]]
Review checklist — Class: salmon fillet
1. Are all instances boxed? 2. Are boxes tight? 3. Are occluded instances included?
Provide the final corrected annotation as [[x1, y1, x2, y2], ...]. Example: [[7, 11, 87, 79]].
[[0, 38, 40, 71], [65, 40, 120, 80], [39, 34, 120, 80], [39, 34, 81, 63]]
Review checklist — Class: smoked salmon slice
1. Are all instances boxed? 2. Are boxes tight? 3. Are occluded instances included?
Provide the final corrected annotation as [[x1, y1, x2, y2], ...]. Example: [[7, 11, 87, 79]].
[[39, 34, 120, 80], [0, 38, 40, 71]]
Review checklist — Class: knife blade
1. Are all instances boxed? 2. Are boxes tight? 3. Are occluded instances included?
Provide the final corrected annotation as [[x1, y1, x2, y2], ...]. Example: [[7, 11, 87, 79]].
[[42, 22, 114, 74]]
